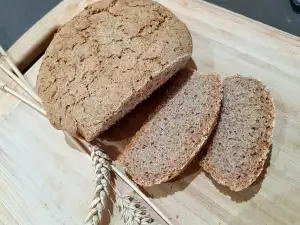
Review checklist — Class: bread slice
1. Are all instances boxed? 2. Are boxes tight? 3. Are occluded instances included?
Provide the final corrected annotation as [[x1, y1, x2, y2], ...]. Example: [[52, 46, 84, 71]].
[[119, 69, 222, 186], [36, 0, 192, 141], [200, 75, 275, 191]]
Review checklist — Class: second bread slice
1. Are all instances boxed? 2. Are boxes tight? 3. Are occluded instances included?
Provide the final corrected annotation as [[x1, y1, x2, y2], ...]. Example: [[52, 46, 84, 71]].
[[119, 69, 222, 186]]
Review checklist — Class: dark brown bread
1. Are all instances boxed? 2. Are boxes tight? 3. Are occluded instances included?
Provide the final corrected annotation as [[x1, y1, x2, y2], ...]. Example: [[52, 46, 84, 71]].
[[36, 0, 192, 141], [119, 70, 222, 186], [200, 75, 275, 191]]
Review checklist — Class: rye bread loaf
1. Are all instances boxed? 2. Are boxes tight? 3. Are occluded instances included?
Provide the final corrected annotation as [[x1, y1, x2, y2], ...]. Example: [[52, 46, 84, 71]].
[[119, 70, 222, 186], [36, 0, 192, 141], [200, 75, 275, 191]]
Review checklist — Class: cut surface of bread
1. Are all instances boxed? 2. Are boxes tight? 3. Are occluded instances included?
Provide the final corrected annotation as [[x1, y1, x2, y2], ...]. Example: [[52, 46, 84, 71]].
[[119, 69, 222, 186], [36, 0, 192, 141], [200, 75, 275, 191]]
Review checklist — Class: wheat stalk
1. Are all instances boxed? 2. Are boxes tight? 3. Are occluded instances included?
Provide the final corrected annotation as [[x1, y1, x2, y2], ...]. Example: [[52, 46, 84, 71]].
[[0, 46, 41, 104], [86, 145, 157, 225], [87, 144, 158, 225], [0, 47, 172, 225]]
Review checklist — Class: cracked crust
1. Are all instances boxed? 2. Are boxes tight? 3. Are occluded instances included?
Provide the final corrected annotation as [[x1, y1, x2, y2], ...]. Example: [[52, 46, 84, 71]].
[[36, 0, 192, 141], [119, 70, 223, 186], [200, 75, 275, 191]]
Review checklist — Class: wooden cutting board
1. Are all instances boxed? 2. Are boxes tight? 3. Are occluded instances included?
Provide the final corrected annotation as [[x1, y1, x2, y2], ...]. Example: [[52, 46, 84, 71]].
[[1, 0, 300, 224]]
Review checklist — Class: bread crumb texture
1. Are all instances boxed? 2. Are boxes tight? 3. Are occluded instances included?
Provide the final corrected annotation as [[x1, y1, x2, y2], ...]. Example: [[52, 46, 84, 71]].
[[120, 70, 222, 186], [200, 75, 275, 191], [36, 0, 192, 141]]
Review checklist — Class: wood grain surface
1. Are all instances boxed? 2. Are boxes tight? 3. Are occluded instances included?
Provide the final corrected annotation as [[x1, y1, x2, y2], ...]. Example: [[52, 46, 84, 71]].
[[1, 0, 300, 224]]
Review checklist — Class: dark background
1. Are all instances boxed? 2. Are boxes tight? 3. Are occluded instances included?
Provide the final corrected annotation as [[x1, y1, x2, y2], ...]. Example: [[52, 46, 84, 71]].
[[0, 0, 299, 50]]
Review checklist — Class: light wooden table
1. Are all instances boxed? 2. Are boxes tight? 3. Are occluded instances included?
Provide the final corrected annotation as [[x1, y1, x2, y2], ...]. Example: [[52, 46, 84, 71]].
[[1, 0, 300, 224]]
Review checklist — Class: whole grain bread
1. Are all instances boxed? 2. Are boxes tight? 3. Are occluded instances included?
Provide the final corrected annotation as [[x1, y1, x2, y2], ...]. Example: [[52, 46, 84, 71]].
[[119, 69, 222, 186], [36, 0, 192, 141], [200, 75, 275, 191]]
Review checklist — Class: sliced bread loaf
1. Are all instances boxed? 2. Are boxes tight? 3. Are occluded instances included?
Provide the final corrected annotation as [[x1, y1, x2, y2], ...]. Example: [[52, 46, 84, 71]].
[[36, 0, 192, 141], [200, 75, 275, 191], [119, 69, 222, 186]]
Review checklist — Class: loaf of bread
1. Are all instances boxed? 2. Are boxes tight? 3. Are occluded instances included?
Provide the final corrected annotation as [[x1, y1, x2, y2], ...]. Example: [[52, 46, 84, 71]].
[[200, 75, 275, 191], [119, 69, 222, 186], [36, 0, 192, 141]]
